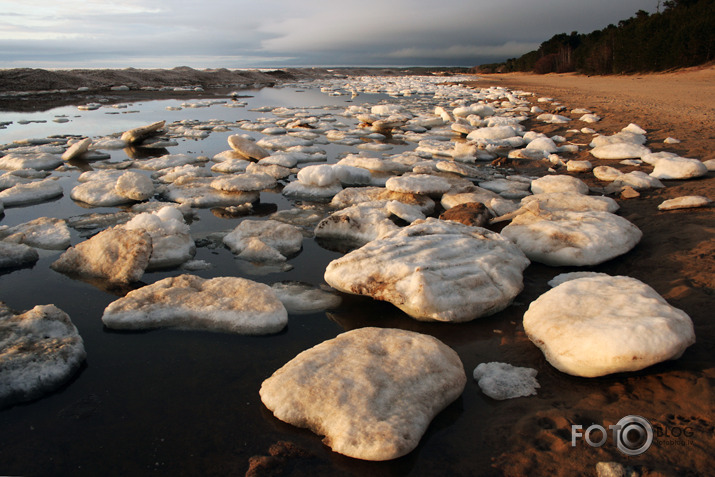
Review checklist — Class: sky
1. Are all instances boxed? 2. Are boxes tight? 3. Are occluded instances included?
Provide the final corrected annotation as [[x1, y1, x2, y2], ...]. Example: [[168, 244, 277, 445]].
[[0, 0, 659, 69]]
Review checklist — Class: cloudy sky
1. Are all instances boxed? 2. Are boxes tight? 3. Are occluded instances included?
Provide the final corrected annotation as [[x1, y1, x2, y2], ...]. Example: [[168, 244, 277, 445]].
[[0, 0, 657, 69]]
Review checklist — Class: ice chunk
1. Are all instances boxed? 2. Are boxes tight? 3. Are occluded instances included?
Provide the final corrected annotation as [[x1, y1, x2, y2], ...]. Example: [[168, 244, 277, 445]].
[[0, 304, 85, 408], [466, 126, 518, 141], [296, 164, 339, 187], [0, 152, 63, 171], [227, 134, 270, 160], [102, 274, 287, 334], [210, 173, 276, 192], [531, 175, 589, 195], [61, 138, 92, 161], [115, 171, 154, 201], [0, 179, 63, 207], [523, 276, 695, 377], [658, 196, 712, 211], [71, 179, 133, 207], [223, 219, 303, 261], [593, 166, 624, 182], [385, 174, 451, 197], [386, 200, 425, 223], [282, 181, 343, 201], [521, 193, 619, 213], [547, 271, 612, 287], [124, 207, 195, 269], [160, 177, 259, 208], [590, 143, 650, 160], [136, 153, 206, 171], [51, 226, 152, 283], [501, 208, 642, 266], [605, 171, 664, 192], [270, 281, 342, 314], [332, 187, 435, 215], [649, 157, 708, 180], [324, 218, 529, 322], [260, 327, 466, 460], [0, 217, 70, 250], [120, 120, 165, 144], [0, 241, 39, 269], [315, 206, 398, 248], [473, 362, 539, 400]]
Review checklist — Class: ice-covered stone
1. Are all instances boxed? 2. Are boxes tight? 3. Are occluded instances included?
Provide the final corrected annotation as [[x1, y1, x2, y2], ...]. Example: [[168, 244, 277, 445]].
[[466, 126, 518, 142], [547, 271, 612, 287], [501, 207, 642, 266], [260, 327, 466, 460], [523, 276, 695, 377], [0, 217, 70, 250], [0, 179, 63, 207], [658, 196, 712, 211], [0, 304, 85, 408], [0, 241, 39, 269], [51, 226, 152, 283], [531, 175, 589, 195], [567, 160, 592, 172], [124, 206, 194, 269], [325, 218, 530, 322], [270, 281, 342, 314], [473, 362, 539, 400], [115, 171, 154, 201], [223, 219, 303, 261], [441, 186, 517, 217], [102, 274, 287, 334], [385, 174, 451, 197]]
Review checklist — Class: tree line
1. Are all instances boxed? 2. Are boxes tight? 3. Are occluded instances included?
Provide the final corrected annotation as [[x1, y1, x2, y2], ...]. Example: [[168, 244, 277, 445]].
[[476, 0, 714, 74]]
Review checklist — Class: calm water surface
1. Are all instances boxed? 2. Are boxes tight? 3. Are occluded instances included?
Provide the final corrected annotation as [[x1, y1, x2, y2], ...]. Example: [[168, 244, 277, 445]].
[[0, 85, 549, 476]]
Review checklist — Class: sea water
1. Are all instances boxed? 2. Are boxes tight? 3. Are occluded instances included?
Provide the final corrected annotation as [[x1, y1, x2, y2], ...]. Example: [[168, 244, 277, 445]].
[[0, 84, 542, 476]]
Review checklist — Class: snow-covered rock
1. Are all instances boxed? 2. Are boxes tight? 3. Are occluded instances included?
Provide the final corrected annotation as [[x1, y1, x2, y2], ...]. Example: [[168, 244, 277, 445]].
[[531, 175, 589, 195], [658, 196, 712, 211]]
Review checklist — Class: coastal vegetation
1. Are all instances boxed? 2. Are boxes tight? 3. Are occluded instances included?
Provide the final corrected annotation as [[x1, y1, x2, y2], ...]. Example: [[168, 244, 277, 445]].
[[477, 0, 715, 74]]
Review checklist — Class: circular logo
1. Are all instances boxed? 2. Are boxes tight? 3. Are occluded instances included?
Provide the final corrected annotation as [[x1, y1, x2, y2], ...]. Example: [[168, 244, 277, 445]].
[[614, 415, 653, 456]]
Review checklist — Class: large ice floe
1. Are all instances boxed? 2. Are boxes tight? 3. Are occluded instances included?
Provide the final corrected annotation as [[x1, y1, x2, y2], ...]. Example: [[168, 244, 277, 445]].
[[523, 275, 695, 377], [0, 303, 86, 408], [324, 218, 530, 322], [500, 205, 642, 266], [260, 327, 466, 460], [102, 274, 287, 334], [0, 217, 71, 250]]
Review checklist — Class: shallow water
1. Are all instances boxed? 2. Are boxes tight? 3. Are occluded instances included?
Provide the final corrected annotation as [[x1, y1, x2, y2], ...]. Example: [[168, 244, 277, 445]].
[[0, 83, 561, 476]]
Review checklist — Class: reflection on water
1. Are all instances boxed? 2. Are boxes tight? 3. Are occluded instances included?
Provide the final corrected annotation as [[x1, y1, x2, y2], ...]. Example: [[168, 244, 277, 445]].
[[0, 84, 531, 476]]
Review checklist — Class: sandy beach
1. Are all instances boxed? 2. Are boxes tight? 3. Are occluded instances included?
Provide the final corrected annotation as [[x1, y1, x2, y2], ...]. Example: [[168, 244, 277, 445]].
[[469, 67, 715, 476], [0, 67, 713, 476]]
